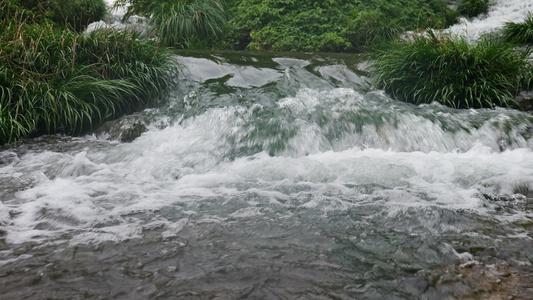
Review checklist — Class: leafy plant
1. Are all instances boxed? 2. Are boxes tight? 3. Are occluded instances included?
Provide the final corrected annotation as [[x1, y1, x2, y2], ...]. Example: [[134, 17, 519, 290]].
[[0, 12, 177, 145], [373, 31, 531, 109], [344, 10, 402, 51], [456, 0, 489, 18], [229, 0, 457, 52], [502, 13, 533, 44]]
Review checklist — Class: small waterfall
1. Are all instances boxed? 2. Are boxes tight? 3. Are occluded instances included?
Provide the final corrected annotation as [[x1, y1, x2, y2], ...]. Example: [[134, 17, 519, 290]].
[[2, 2, 533, 299], [446, 0, 533, 41]]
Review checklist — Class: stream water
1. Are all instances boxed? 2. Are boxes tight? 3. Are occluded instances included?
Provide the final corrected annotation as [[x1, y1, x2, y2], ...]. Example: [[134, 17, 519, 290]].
[[1, 50, 533, 299], [446, 0, 533, 42], [2, 0, 533, 299]]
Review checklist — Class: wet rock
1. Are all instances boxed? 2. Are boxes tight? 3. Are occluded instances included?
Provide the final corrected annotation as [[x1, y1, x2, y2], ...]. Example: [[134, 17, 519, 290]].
[[496, 137, 508, 152], [482, 191, 533, 213], [119, 123, 147, 143], [515, 91, 533, 112], [94, 114, 149, 143], [410, 259, 533, 299]]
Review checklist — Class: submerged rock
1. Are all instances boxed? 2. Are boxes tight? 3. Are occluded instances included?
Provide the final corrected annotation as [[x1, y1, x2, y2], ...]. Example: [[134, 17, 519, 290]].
[[120, 122, 147, 142], [93, 114, 148, 143]]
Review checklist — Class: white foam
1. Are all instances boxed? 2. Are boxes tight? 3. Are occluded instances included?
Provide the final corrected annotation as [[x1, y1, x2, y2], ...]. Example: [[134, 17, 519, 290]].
[[0, 201, 10, 225], [446, 0, 533, 41], [4, 144, 532, 245], [2, 85, 533, 246]]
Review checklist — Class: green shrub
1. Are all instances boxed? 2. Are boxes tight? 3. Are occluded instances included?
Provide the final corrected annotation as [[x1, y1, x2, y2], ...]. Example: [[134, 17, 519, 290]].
[[229, 0, 457, 52], [0, 16, 176, 145], [456, 0, 489, 18], [344, 10, 402, 51], [373, 31, 531, 109], [502, 13, 533, 44]]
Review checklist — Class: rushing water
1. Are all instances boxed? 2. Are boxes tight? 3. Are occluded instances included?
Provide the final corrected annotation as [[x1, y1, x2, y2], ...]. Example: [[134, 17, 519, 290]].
[[2, 0, 533, 298], [446, 0, 533, 42], [1, 50, 533, 299]]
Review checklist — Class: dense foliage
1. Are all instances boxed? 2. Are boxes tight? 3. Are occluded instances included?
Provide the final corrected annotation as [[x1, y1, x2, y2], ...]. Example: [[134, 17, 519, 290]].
[[0, 0, 106, 31], [502, 13, 533, 44], [373, 31, 531, 109], [113, 0, 457, 52], [228, 0, 458, 52], [0, 9, 176, 145], [48, 0, 107, 31]]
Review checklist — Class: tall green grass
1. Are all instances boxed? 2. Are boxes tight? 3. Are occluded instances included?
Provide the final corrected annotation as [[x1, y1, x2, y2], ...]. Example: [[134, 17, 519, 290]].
[[48, 0, 107, 31], [0, 13, 177, 145], [502, 13, 533, 44], [456, 0, 489, 18], [115, 0, 227, 48], [373, 31, 531, 109]]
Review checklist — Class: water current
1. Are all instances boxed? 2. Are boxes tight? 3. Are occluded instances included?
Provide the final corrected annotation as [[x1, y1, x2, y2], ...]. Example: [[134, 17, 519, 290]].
[[446, 0, 533, 41], [1, 49, 533, 299], [2, 1, 533, 299]]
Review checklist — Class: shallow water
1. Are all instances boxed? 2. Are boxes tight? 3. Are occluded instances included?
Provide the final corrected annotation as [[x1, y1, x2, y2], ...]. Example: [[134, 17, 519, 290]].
[[1, 50, 533, 299]]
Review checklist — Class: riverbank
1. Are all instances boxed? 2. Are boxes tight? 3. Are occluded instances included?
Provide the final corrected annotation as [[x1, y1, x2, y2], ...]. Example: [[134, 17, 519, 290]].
[[0, 1, 177, 146]]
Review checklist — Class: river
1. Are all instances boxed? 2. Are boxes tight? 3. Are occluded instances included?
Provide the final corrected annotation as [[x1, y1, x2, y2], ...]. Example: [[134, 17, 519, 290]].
[[1, 49, 533, 299], [2, 0, 533, 298]]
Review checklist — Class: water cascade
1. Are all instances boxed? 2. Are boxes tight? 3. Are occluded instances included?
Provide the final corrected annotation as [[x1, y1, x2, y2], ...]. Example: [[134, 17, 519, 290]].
[[446, 0, 533, 41], [1, 0, 533, 299]]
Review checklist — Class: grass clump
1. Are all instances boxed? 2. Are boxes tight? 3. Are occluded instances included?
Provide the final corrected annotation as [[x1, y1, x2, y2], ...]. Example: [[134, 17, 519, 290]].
[[456, 0, 489, 18], [373, 31, 531, 109], [151, 0, 227, 48], [115, 0, 227, 48], [502, 13, 533, 44], [0, 13, 177, 145]]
